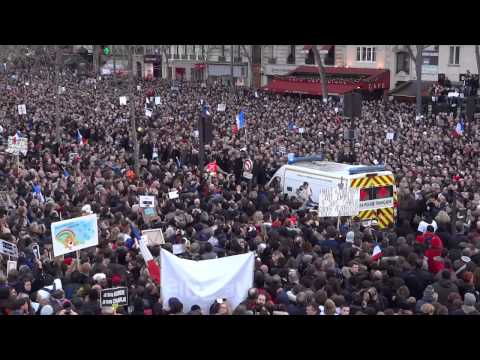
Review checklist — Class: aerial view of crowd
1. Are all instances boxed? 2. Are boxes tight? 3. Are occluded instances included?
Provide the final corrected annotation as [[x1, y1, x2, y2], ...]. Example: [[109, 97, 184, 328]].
[[1, 51, 480, 316]]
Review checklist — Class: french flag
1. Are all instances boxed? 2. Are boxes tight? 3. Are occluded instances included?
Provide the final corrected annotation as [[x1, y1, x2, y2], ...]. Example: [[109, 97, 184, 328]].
[[12, 130, 21, 144], [371, 244, 383, 262], [138, 236, 160, 285], [76, 129, 88, 145], [236, 111, 245, 130]]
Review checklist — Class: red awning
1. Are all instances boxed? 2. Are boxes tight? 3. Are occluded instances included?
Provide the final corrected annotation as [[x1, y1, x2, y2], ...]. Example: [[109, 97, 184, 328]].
[[261, 78, 358, 96], [194, 63, 206, 70]]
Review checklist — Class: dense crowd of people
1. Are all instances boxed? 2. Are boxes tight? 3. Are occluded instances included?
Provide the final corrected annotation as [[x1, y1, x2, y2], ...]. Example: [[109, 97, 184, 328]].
[[1, 55, 480, 316]]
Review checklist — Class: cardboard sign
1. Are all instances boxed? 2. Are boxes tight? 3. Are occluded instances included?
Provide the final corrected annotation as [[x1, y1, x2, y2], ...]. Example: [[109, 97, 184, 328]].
[[32, 244, 41, 260], [217, 103, 226, 112], [168, 190, 179, 200], [141, 229, 165, 246], [318, 187, 360, 218], [51, 214, 99, 257], [17, 104, 27, 115], [0, 191, 14, 208], [139, 195, 155, 208], [0, 239, 18, 257], [119, 96, 127, 106], [155, 96, 161, 105], [141, 207, 160, 223], [100, 287, 128, 307], [7, 260, 17, 276], [6, 136, 28, 156]]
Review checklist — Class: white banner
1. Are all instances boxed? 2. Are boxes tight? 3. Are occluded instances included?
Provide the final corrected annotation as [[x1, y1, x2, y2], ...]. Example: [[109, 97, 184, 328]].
[[318, 187, 360, 217], [359, 197, 393, 211], [160, 249, 254, 314], [155, 96, 161, 105], [217, 103, 226, 112]]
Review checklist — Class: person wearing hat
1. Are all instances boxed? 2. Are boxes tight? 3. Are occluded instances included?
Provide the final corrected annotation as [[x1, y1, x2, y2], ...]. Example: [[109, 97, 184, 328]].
[[415, 285, 438, 314], [451, 293, 479, 315]]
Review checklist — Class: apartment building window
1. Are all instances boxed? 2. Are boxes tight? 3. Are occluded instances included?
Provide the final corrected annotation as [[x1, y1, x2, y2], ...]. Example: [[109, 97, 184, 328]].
[[221, 45, 225, 57], [201, 45, 205, 57], [356, 46, 376, 62], [287, 45, 296, 64], [175, 45, 179, 55], [192, 45, 196, 55], [449, 46, 460, 65], [396, 51, 410, 74]]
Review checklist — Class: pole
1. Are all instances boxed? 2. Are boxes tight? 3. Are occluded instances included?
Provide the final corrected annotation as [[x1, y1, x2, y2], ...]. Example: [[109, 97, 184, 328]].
[[112, 44, 117, 83], [128, 45, 140, 175], [451, 187, 457, 236], [230, 45, 234, 90], [198, 115, 205, 174], [55, 45, 62, 143]]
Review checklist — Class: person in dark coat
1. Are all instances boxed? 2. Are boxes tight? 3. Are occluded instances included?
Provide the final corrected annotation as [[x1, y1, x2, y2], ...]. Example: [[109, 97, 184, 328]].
[[432, 270, 460, 305]]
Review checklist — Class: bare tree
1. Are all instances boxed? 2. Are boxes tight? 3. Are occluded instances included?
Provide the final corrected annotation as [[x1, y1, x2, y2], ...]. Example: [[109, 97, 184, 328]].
[[407, 45, 429, 116], [311, 45, 328, 103], [240, 45, 254, 88]]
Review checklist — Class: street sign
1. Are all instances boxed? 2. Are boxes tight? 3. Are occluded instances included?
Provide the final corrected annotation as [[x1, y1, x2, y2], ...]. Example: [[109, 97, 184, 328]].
[[243, 159, 253, 172]]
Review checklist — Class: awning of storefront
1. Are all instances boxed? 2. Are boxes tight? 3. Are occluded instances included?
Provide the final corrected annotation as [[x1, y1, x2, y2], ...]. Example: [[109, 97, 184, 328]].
[[261, 78, 358, 96], [261, 66, 390, 96]]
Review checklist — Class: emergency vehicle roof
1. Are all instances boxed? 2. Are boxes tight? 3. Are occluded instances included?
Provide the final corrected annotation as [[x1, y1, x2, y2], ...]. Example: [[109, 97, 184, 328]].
[[289, 161, 387, 177]]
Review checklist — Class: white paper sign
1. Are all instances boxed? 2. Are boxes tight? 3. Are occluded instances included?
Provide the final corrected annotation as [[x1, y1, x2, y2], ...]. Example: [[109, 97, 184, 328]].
[[145, 109, 152, 118], [17, 104, 27, 115], [298, 127, 305, 134], [145, 97, 150, 104], [7, 260, 17, 276], [0, 239, 18, 257], [172, 244, 185, 255], [318, 187, 360, 217], [139, 195, 155, 208], [119, 96, 127, 106], [386, 132, 394, 140], [6, 136, 28, 156], [217, 103, 226, 112], [137, 85, 141, 91], [193, 130, 199, 138], [155, 96, 161, 105], [334, 107, 339, 113], [168, 190, 179, 200]]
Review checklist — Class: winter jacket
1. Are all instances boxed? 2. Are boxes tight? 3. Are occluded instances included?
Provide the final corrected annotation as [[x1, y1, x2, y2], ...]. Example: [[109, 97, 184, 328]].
[[432, 279, 459, 305]]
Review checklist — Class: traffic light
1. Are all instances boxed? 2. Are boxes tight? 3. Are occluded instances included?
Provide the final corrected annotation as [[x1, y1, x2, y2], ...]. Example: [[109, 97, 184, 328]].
[[100, 45, 111, 56]]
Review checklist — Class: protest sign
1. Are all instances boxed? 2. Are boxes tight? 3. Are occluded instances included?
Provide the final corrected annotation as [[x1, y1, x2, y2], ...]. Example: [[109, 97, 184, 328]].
[[141, 229, 165, 246], [139, 195, 155, 208], [217, 103, 226, 112], [172, 244, 185, 255], [145, 109, 152, 118], [168, 190, 179, 200], [0, 191, 14, 208], [51, 214, 99, 257], [100, 287, 128, 307], [6, 260, 17, 276], [33, 244, 41, 260], [0, 239, 18, 258], [298, 127, 305, 134], [17, 104, 27, 115], [6, 136, 28, 156], [317, 187, 360, 218], [141, 207, 160, 223], [155, 96, 161, 105], [161, 249, 254, 314], [119, 96, 127, 106], [386, 132, 394, 140]]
